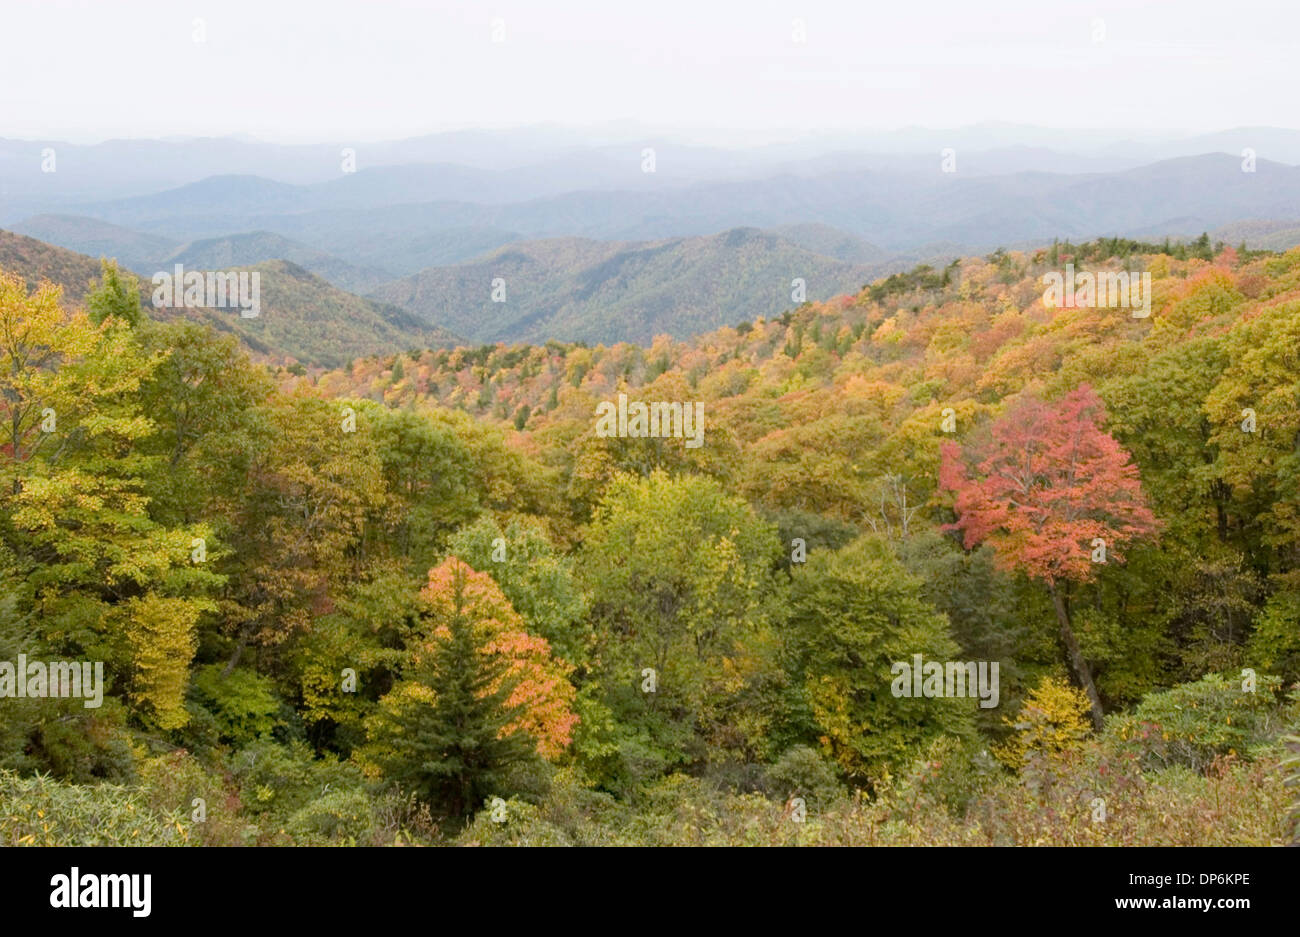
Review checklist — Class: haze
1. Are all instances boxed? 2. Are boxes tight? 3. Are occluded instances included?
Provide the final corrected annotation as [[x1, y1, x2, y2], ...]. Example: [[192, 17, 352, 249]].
[[3, 0, 1298, 144]]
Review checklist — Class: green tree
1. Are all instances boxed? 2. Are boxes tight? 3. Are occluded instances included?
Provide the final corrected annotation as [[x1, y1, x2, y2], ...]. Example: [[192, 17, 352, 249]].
[[579, 471, 781, 771], [136, 321, 273, 525], [369, 406, 478, 568], [364, 561, 541, 818], [448, 515, 590, 666], [783, 536, 975, 784], [85, 260, 144, 328]]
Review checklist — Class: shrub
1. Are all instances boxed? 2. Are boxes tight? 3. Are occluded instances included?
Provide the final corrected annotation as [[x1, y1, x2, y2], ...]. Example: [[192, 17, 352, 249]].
[[764, 745, 845, 812], [1102, 671, 1287, 773], [458, 797, 573, 846], [230, 740, 365, 823], [996, 677, 1092, 769], [136, 749, 256, 846], [286, 788, 376, 845], [1282, 734, 1300, 844], [0, 769, 187, 846], [890, 736, 1002, 818]]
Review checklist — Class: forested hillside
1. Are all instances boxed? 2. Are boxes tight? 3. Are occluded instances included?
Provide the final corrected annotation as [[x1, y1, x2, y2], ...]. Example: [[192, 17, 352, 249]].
[[370, 227, 878, 344], [0, 230, 459, 368], [2, 236, 1297, 846]]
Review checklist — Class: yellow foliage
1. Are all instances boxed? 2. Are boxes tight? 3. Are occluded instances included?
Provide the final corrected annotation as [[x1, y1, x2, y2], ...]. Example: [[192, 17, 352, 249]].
[[996, 676, 1093, 769], [124, 594, 201, 729]]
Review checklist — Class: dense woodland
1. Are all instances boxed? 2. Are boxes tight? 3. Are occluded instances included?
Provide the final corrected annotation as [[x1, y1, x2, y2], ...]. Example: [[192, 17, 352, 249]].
[[2, 236, 1298, 845]]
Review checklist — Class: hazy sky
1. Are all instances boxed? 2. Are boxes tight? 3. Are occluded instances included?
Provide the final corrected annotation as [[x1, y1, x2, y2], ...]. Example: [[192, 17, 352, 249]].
[[4, 0, 1298, 143]]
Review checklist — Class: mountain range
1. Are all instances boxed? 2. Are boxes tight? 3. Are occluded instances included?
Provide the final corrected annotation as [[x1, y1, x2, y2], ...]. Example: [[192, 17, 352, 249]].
[[5, 126, 1300, 352], [0, 229, 456, 368]]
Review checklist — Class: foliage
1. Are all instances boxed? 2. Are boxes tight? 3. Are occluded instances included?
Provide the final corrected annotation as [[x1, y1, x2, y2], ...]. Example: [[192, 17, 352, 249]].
[[189, 664, 282, 746], [940, 384, 1159, 727], [579, 471, 780, 775], [362, 559, 574, 818], [447, 515, 590, 665], [764, 745, 845, 811], [1102, 671, 1289, 772], [0, 769, 188, 846], [996, 677, 1093, 769], [1, 240, 1296, 845], [285, 788, 376, 845], [783, 536, 976, 783], [940, 385, 1159, 586]]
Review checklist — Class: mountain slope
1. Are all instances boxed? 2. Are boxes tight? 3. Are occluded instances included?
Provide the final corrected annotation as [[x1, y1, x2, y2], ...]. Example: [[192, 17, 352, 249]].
[[1211, 218, 1300, 251], [0, 228, 116, 302], [371, 227, 877, 344], [148, 259, 460, 368], [158, 231, 394, 294], [8, 214, 181, 272], [0, 229, 458, 367]]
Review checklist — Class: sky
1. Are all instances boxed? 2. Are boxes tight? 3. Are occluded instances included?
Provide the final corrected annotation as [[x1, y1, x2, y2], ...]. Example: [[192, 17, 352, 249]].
[[3, 0, 1298, 144]]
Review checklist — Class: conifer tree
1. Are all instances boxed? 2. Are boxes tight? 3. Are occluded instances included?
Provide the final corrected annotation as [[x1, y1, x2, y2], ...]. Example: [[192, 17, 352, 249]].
[[366, 561, 550, 817], [86, 260, 144, 328]]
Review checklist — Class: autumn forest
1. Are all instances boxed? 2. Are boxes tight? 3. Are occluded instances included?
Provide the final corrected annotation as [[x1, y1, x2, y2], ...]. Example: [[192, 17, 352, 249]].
[[1, 234, 1297, 847]]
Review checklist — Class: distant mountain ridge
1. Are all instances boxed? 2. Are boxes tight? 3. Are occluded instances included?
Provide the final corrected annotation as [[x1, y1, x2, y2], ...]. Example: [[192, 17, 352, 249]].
[[5, 123, 1300, 210], [369, 227, 882, 345], [45, 153, 1300, 264], [158, 232, 393, 294], [0, 229, 459, 367], [9, 134, 1300, 351], [10, 214, 180, 272]]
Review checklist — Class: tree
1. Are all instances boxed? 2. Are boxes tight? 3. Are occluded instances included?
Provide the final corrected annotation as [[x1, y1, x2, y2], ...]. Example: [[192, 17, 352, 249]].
[[369, 406, 478, 568], [0, 273, 216, 729], [218, 392, 387, 669], [447, 515, 590, 667], [0, 274, 96, 480], [1099, 337, 1231, 552], [85, 260, 144, 329], [996, 676, 1092, 769], [940, 384, 1159, 728], [364, 558, 576, 817], [135, 321, 273, 526], [783, 535, 975, 783], [1206, 296, 1300, 591], [579, 471, 780, 768]]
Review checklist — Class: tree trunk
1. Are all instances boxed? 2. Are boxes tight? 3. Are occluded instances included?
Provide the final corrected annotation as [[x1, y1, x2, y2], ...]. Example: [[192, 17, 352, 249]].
[[222, 636, 247, 676], [1048, 583, 1105, 730]]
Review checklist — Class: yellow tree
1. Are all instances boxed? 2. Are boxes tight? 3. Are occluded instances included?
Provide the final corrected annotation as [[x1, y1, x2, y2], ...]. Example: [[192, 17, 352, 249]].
[[0, 272, 217, 728]]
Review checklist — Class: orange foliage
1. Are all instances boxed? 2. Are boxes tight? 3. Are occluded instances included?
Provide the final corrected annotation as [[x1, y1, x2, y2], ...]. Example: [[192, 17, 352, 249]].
[[417, 557, 578, 758]]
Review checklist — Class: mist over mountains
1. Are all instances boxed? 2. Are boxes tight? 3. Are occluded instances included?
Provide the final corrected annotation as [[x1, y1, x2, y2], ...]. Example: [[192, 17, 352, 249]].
[[5, 124, 1300, 348]]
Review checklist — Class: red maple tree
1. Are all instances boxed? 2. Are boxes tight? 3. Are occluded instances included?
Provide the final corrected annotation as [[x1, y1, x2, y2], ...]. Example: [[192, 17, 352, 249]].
[[939, 384, 1159, 728]]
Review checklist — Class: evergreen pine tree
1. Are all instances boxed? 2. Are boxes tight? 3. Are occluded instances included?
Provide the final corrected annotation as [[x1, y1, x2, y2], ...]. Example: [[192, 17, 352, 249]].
[[371, 563, 537, 818]]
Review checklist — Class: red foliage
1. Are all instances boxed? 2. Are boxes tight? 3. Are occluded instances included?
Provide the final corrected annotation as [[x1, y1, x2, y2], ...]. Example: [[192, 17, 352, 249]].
[[939, 384, 1159, 585]]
